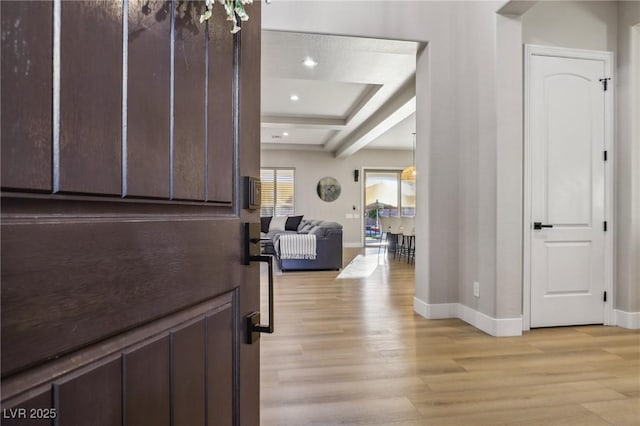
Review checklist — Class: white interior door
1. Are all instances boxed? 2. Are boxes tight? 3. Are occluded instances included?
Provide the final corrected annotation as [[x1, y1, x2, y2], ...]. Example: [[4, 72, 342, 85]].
[[528, 48, 610, 328]]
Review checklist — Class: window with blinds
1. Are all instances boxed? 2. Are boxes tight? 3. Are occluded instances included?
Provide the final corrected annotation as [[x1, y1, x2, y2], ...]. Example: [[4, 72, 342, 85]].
[[260, 168, 295, 216]]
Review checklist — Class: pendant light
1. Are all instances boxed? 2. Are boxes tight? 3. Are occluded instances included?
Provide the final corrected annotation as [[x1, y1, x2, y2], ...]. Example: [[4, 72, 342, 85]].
[[401, 132, 416, 182]]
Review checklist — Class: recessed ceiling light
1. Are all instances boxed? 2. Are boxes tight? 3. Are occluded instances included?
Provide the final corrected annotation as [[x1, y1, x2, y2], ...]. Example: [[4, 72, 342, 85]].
[[290, 94, 299, 101], [303, 57, 318, 68], [283, 132, 289, 136]]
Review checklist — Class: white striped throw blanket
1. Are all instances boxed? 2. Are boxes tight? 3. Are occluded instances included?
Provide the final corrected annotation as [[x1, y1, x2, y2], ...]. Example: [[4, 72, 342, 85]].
[[277, 234, 317, 260]]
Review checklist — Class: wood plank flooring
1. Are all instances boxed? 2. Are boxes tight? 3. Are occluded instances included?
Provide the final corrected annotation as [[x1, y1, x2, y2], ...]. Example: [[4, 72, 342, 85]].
[[259, 248, 640, 425]]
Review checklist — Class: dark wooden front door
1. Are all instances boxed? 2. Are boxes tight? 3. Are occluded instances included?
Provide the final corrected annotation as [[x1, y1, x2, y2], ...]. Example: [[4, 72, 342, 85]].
[[1, 1, 261, 424]]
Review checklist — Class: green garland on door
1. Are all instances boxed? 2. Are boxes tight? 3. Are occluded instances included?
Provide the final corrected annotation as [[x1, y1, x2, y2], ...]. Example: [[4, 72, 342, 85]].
[[200, 0, 253, 33]]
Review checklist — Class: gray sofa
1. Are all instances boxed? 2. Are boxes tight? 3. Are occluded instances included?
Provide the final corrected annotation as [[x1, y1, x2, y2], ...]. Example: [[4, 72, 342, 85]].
[[261, 219, 343, 271]]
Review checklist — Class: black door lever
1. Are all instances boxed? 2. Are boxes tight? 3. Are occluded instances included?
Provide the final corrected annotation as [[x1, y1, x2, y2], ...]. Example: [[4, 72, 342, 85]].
[[243, 222, 275, 344], [533, 222, 553, 230], [246, 255, 274, 344]]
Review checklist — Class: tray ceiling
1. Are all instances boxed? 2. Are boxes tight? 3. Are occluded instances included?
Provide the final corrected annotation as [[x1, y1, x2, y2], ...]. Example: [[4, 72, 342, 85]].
[[261, 31, 420, 156]]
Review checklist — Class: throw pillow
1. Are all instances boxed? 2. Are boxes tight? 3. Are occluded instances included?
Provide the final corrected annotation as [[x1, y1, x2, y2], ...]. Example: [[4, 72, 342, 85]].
[[268, 216, 288, 232], [285, 215, 304, 231], [260, 216, 272, 233]]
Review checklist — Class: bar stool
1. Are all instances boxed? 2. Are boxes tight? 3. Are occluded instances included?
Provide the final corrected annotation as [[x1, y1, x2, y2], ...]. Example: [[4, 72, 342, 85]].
[[378, 216, 391, 255], [400, 216, 415, 264], [387, 216, 403, 258]]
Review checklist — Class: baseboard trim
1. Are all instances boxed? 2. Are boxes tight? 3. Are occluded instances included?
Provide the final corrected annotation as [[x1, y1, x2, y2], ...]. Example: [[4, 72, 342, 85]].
[[413, 298, 458, 319], [614, 310, 640, 329], [458, 304, 523, 337], [413, 298, 522, 337], [413, 297, 429, 317]]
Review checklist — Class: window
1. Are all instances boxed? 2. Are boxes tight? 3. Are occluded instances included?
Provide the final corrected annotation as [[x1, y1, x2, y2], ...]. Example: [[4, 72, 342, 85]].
[[400, 180, 416, 216], [260, 168, 295, 216]]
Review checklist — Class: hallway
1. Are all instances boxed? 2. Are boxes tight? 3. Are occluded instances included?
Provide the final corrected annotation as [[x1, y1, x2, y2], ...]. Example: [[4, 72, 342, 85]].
[[260, 249, 639, 425]]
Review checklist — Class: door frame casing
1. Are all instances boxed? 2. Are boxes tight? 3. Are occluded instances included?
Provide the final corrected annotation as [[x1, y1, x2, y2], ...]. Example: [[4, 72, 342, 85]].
[[523, 44, 614, 330]]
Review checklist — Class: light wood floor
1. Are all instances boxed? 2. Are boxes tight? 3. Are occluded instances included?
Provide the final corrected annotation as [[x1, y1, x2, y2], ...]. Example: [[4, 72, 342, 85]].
[[259, 248, 640, 425]]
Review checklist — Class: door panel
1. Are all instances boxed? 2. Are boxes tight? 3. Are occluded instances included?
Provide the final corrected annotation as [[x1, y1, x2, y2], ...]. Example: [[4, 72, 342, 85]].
[[545, 241, 592, 294], [59, 1, 123, 195], [207, 10, 235, 204], [55, 359, 122, 426], [173, 1, 206, 201], [0, 390, 53, 426], [0, 1, 53, 192], [124, 337, 171, 426], [172, 320, 206, 426], [126, 0, 172, 199], [529, 53, 606, 327], [207, 306, 234, 426], [545, 74, 593, 225]]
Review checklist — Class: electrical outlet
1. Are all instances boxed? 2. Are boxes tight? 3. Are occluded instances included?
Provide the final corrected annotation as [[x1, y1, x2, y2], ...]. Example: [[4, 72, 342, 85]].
[[473, 281, 480, 298]]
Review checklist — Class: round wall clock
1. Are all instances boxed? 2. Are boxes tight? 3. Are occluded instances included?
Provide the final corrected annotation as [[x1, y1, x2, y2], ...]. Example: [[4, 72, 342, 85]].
[[316, 177, 341, 202]]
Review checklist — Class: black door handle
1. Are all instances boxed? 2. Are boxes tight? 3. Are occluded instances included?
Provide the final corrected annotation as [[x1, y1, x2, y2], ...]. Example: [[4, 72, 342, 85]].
[[533, 222, 553, 230], [246, 255, 274, 344], [243, 222, 275, 343]]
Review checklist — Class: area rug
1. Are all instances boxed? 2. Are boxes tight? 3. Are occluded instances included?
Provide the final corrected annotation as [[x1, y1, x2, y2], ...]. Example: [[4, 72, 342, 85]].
[[337, 254, 379, 279]]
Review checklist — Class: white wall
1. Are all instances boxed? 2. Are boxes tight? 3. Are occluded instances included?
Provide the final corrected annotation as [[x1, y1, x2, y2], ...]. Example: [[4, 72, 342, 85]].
[[615, 2, 640, 313], [261, 148, 412, 245], [522, 1, 618, 51]]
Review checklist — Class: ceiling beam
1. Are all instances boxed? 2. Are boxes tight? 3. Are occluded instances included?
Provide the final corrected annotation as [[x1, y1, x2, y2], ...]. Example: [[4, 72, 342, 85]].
[[344, 84, 383, 124], [260, 143, 325, 152], [497, 0, 537, 16], [261, 116, 346, 129], [334, 78, 416, 158]]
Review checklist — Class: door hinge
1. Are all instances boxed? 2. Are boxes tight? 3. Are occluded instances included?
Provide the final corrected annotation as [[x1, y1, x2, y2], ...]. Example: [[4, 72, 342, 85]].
[[604, 221, 608, 232], [603, 150, 608, 161], [604, 291, 607, 302], [599, 78, 611, 91]]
